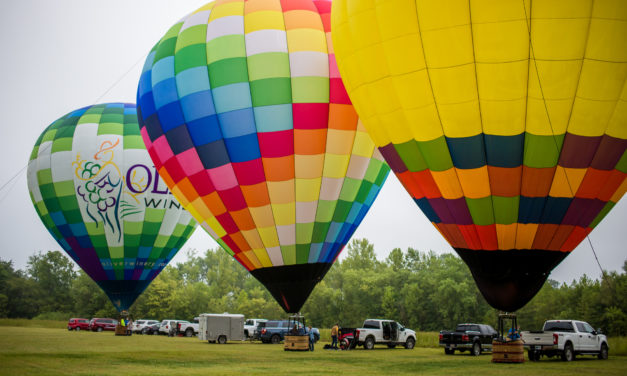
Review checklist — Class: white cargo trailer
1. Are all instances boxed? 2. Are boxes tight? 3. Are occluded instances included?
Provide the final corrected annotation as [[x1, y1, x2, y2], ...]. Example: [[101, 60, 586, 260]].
[[198, 313, 245, 344]]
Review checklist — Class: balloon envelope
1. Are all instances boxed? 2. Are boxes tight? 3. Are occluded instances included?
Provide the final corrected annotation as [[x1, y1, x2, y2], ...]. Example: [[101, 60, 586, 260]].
[[27, 103, 197, 311], [332, 0, 627, 311], [137, 0, 389, 312]]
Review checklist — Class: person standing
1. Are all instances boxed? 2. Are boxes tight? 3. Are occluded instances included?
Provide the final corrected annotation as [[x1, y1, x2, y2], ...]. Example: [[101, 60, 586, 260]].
[[331, 323, 339, 350], [308, 325, 315, 352]]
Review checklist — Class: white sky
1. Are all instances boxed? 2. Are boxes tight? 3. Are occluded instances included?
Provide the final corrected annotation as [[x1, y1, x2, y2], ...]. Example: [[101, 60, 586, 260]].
[[0, 0, 625, 284]]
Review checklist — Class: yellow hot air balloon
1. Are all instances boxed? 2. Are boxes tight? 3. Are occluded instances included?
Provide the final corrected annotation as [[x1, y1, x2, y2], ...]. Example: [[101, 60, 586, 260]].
[[332, 0, 627, 311]]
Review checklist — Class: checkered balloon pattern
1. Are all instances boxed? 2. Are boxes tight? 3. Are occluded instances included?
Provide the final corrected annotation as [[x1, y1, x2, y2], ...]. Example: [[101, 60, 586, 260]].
[[332, 0, 627, 311], [27, 103, 197, 311], [137, 0, 390, 312]]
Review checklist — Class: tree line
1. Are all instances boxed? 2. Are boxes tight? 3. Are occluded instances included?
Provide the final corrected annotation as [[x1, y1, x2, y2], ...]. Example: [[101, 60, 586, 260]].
[[1, 238, 625, 336]]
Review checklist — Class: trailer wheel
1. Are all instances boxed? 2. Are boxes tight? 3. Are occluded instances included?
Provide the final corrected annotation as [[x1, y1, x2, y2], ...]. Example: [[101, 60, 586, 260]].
[[364, 337, 375, 350], [218, 335, 227, 344], [561, 342, 574, 362]]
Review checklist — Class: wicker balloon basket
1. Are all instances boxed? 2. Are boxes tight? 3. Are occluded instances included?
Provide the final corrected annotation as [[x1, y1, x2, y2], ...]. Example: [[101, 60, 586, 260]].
[[284, 335, 309, 351], [492, 339, 525, 363]]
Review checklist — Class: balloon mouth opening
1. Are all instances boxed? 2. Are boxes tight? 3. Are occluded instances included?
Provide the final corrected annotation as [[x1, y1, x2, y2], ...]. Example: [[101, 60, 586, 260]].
[[250, 263, 333, 313], [96, 280, 153, 312], [454, 248, 569, 312]]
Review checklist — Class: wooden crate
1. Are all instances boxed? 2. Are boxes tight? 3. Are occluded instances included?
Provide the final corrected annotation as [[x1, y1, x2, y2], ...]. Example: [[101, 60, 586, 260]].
[[284, 335, 309, 351], [492, 340, 524, 363]]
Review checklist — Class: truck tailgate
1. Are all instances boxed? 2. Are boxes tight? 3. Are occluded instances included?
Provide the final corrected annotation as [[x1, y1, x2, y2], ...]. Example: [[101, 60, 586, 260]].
[[521, 331, 553, 346]]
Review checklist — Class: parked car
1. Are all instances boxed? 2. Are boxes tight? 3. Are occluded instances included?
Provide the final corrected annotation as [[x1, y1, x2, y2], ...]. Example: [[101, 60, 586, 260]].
[[356, 319, 416, 349], [67, 318, 90, 331], [142, 322, 161, 335], [259, 320, 291, 344], [132, 319, 160, 334], [159, 319, 188, 335], [89, 318, 117, 332], [522, 320, 609, 361], [439, 323, 498, 355], [244, 319, 267, 339], [178, 317, 200, 337]]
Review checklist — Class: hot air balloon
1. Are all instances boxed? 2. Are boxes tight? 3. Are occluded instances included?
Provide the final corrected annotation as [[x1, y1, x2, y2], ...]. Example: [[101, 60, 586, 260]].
[[331, 0, 627, 311], [27, 103, 197, 311], [136, 0, 390, 313]]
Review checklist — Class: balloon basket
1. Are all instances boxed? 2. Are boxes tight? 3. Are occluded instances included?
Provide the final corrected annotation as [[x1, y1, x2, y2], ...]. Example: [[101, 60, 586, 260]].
[[115, 312, 131, 336], [284, 335, 309, 351], [492, 313, 523, 363], [284, 313, 310, 351], [115, 325, 131, 336], [492, 340, 525, 363]]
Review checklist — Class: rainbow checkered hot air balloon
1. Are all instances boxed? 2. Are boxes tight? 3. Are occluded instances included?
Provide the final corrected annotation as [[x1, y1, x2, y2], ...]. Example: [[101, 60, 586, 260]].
[[137, 0, 389, 313], [27, 103, 197, 311], [332, 0, 627, 311]]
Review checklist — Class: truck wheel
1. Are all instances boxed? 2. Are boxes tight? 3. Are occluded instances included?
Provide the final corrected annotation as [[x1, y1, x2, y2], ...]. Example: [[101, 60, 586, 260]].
[[97, 327, 103, 332], [471, 342, 481, 356], [364, 337, 375, 350], [598, 343, 608, 360], [76, 327, 81, 331], [561, 343, 574, 362], [185, 328, 194, 337], [271, 334, 281, 344], [445, 349, 454, 355], [218, 335, 227, 344], [404, 338, 415, 350]]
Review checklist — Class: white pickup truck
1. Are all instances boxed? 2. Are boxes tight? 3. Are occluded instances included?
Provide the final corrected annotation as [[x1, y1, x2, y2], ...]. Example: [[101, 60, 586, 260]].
[[356, 319, 416, 349], [177, 317, 200, 337], [244, 318, 267, 339], [521, 320, 609, 361]]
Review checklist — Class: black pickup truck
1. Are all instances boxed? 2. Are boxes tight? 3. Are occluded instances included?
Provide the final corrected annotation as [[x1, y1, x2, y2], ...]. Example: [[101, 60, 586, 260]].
[[439, 323, 498, 356]]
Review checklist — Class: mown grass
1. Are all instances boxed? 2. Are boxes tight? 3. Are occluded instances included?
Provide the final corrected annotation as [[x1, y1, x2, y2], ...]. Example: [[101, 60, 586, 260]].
[[0, 318, 66, 329], [0, 326, 625, 376]]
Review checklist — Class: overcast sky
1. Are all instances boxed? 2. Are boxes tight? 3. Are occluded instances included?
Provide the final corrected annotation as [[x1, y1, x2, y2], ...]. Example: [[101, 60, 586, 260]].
[[0, 0, 624, 285]]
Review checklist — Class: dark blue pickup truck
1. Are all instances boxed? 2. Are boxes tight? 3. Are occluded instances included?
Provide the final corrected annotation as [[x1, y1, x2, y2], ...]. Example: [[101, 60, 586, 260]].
[[259, 320, 291, 343], [259, 320, 319, 344]]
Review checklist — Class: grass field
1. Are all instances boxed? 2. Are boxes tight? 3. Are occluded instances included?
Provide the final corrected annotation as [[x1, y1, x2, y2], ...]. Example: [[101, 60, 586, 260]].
[[1, 326, 626, 376]]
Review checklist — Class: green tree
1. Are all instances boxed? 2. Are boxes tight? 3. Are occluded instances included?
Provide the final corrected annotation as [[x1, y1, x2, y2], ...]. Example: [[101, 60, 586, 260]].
[[27, 251, 77, 314]]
